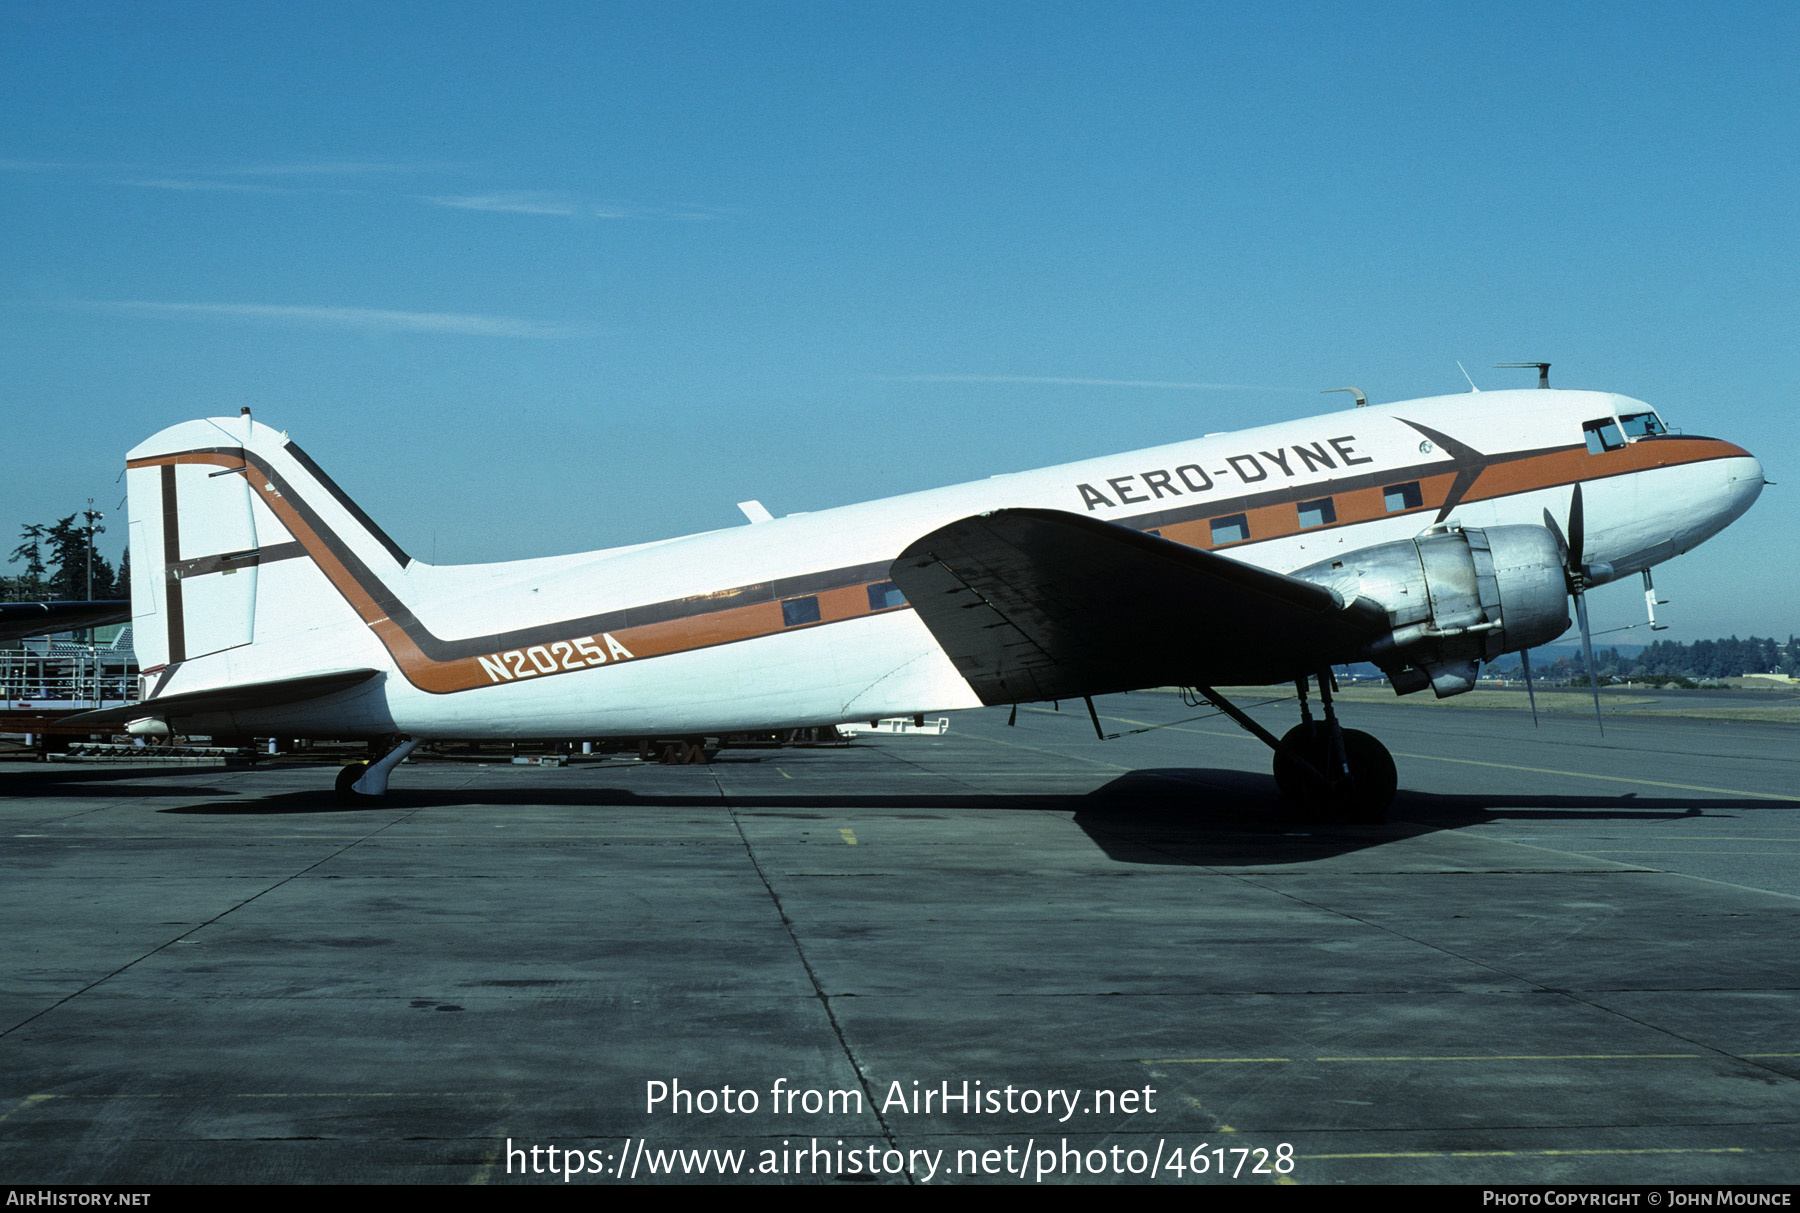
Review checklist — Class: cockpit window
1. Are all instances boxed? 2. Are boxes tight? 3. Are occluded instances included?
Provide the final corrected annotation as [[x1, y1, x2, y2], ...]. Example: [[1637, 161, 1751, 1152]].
[[1583, 418, 1625, 454], [1618, 411, 1667, 438]]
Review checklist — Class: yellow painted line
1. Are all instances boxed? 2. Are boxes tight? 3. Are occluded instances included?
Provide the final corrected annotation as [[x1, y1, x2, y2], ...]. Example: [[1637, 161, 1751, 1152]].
[[0, 1094, 54, 1125], [1103, 715, 1251, 742], [1583, 850, 1800, 855], [967, 731, 1132, 770], [840, 828, 857, 846], [1388, 751, 1795, 801], [1100, 710, 1794, 803]]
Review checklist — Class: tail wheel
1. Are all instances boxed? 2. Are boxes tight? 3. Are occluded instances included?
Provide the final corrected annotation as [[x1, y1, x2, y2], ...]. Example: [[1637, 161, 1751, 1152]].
[[335, 761, 374, 803]]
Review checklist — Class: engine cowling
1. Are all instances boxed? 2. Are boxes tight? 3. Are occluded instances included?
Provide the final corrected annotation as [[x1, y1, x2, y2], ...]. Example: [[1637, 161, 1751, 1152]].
[[1291, 524, 1569, 697]]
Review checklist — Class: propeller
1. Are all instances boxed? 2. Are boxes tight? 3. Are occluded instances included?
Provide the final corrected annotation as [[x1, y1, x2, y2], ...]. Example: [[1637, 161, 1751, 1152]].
[[1543, 482, 1605, 733]]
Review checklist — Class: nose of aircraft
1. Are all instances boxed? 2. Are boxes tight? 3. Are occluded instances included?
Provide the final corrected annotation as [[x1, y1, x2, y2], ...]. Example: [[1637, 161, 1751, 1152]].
[[1722, 452, 1766, 524]]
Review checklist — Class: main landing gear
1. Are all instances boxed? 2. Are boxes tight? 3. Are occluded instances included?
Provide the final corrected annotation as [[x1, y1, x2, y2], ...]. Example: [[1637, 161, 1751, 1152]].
[[335, 737, 421, 803], [1195, 675, 1397, 823]]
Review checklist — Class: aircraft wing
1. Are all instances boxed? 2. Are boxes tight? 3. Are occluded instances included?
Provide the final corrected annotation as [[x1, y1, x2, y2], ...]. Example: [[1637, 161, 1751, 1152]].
[[0, 600, 132, 642], [891, 508, 1390, 704]]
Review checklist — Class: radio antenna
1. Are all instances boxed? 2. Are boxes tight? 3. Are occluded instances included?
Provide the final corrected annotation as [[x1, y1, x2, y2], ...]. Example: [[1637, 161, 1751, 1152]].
[[1496, 361, 1551, 389]]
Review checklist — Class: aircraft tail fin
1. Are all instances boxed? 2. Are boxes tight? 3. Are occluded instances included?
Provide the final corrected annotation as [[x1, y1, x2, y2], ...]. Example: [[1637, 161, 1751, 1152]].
[[124, 412, 411, 676]]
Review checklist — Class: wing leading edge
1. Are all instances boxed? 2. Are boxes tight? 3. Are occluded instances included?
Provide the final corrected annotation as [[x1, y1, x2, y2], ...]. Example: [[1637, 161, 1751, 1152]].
[[891, 508, 1390, 704], [0, 601, 132, 642]]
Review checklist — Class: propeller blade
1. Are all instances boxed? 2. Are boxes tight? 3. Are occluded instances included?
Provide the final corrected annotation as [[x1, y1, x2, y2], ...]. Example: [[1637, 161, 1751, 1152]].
[[1520, 647, 1540, 727], [1574, 592, 1604, 735], [1567, 482, 1586, 576]]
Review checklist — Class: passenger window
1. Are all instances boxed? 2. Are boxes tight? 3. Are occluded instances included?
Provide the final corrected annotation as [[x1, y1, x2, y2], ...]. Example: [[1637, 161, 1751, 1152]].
[[1618, 412, 1666, 438], [865, 581, 907, 611], [1583, 418, 1626, 453], [1209, 514, 1249, 545], [1298, 497, 1336, 528], [1383, 482, 1422, 512], [781, 596, 821, 627]]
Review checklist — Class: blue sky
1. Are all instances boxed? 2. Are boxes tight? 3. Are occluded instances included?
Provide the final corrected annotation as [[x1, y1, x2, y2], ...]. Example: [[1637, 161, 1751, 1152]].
[[3, 2, 1794, 644]]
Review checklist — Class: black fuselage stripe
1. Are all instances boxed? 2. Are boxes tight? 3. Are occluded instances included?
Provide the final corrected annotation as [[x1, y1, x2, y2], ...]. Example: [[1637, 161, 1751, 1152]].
[[169, 541, 307, 580], [283, 440, 413, 568], [148, 447, 899, 660], [160, 465, 186, 664]]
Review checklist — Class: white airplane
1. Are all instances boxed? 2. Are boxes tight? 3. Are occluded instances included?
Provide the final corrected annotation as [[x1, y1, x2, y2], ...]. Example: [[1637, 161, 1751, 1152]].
[[75, 382, 1765, 819]]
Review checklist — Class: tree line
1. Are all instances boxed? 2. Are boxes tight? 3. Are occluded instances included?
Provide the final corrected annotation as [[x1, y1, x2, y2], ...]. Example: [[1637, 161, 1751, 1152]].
[[1496, 635, 1799, 683], [4, 515, 129, 602]]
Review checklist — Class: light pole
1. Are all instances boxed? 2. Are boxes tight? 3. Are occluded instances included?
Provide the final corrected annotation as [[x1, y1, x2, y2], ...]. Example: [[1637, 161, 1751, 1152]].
[[83, 498, 104, 645]]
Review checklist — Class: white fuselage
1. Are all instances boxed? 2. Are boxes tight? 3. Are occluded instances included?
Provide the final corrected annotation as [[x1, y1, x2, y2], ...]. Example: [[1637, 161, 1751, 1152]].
[[125, 389, 1763, 740]]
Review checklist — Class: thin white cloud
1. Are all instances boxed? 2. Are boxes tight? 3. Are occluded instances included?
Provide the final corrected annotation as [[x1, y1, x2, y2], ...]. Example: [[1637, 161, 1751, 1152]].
[[115, 177, 294, 194], [207, 160, 463, 177], [883, 374, 1291, 391], [422, 191, 582, 216], [420, 191, 727, 220], [65, 300, 587, 339]]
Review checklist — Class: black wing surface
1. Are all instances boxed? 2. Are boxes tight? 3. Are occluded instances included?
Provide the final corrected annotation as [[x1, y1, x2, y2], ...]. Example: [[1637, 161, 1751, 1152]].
[[0, 601, 132, 642], [891, 508, 1389, 704]]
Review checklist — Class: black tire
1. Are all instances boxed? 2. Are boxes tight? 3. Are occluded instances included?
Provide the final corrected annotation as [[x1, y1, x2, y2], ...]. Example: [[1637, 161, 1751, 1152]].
[[335, 761, 373, 803], [1272, 721, 1328, 799], [1299, 728, 1397, 823]]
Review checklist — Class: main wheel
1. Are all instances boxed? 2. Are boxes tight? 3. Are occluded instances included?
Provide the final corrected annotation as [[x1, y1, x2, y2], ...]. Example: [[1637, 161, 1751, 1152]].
[[1281, 723, 1389, 817], [1272, 722, 1328, 800], [1300, 729, 1396, 823]]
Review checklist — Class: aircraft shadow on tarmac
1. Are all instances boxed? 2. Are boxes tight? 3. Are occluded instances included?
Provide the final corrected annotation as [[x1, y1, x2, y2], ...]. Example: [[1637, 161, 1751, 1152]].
[[144, 762, 1796, 865], [0, 763, 241, 797]]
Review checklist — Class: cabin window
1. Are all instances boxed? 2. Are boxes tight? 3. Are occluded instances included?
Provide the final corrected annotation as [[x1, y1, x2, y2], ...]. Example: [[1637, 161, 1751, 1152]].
[[1297, 497, 1336, 528], [781, 596, 821, 627], [1383, 482, 1422, 512], [1583, 418, 1626, 453], [866, 581, 907, 611], [1209, 514, 1249, 545], [1618, 411, 1666, 438]]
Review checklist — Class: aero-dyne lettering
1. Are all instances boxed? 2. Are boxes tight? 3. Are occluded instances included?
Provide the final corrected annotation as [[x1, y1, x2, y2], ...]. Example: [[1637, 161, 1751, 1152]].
[[1075, 436, 1362, 511]]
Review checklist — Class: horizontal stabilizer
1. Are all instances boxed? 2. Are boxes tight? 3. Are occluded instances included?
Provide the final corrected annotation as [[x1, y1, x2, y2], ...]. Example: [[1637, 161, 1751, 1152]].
[[66, 668, 383, 726], [893, 508, 1390, 703], [0, 601, 132, 642]]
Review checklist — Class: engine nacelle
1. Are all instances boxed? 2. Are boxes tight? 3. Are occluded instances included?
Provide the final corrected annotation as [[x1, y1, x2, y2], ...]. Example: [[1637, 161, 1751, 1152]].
[[1291, 525, 1569, 697]]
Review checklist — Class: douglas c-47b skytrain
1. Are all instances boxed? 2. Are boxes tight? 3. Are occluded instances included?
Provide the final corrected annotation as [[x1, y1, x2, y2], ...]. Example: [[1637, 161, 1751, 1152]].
[[74, 379, 1765, 819]]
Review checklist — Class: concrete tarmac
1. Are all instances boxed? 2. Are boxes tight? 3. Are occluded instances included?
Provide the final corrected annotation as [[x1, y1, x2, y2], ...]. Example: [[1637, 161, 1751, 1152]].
[[3, 692, 1798, 1186]]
